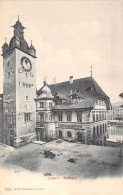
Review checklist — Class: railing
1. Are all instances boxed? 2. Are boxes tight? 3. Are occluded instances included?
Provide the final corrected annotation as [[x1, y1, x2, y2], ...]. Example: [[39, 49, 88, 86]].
[[57, 122, 83, 129], [36, 122, 45, 127]]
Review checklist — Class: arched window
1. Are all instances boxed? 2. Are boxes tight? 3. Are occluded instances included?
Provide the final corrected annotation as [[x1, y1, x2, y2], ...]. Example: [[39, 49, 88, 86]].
[[105, 123, 107, 131], [103, 124, 105, 133], [100, 125, 102, 134], [97, 126, 99, 136], [67, 131, 72, 138], [99, 112, 101, 121], [93, 127, 96, 138], [93, 112, 95, 121]]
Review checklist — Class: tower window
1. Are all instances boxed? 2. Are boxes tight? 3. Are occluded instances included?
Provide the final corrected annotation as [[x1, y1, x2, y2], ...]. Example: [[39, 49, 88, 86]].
[[24, 113, 31, 122], [26, 73, 28, 77], [26, 96, 28, 100], [8, 71, 10, 77], [7, 61, 10, 66], [22, 82, 25, 87]]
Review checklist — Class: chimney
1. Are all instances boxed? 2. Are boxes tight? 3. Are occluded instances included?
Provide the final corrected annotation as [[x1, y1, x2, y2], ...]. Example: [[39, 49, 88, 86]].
[[69, 76, 73, 84], [43, 80, 47, 86]]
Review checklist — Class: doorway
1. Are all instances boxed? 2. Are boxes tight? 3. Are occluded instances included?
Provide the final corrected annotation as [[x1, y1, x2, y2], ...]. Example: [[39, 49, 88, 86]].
[[77, 132, 82, 142], [59, 130, 62, 138]]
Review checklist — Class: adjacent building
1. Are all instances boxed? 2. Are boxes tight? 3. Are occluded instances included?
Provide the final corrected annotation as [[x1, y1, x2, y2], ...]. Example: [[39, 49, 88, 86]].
[[108, 103, 123, 121]]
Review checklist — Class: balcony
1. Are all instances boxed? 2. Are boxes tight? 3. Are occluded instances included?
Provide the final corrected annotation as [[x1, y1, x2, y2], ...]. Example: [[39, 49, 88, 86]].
[[36, 122, 45, 128], [56, 122, 83, 129]]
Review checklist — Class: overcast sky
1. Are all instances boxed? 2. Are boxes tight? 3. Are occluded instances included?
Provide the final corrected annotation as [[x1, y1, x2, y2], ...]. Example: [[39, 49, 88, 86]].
[[0, 0, 123, 103]]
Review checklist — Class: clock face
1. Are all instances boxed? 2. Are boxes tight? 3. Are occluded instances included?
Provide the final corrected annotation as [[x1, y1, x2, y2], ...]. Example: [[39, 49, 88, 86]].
[[21, 56, 32, 72]]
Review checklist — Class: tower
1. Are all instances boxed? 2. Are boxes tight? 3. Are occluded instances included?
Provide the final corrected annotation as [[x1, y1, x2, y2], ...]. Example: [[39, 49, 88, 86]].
[[2, 18, 36, 147]]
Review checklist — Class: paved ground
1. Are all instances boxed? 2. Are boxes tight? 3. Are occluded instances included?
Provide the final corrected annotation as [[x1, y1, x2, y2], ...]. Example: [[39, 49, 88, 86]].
[[0, 140, 123, 179]]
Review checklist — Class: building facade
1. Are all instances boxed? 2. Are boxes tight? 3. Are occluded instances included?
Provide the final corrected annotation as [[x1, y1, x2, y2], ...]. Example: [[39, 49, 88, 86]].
[[36, 76, 111, 145], [1, 19, 36, 147], [108, 104, 123, 121]]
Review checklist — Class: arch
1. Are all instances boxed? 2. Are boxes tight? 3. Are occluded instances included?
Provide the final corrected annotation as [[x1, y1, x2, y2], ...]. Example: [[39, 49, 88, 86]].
[[103, 124, 105, 133], [77, 132, 82, 142], [59, 130, 62, 138], [97, 126, 99, 136], [67, 131, 72, 138], [105, 123, 107, 131], [93, 127, 96, 138], [100, 124, 102, 134]]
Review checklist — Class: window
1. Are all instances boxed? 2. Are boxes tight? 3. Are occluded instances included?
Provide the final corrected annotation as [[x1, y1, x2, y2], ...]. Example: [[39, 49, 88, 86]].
[[19, 81, 22, 86], [93, 112, 95, 121], [49, 114, 53, 121], [77, 113, 82, 122], [96, 112, 98, 121], [24, 113, 31, 122], [97, 126, 99, 136], [26, 96, 28, 100], [22, 82, 25, 87], [67, 131, 72, 138], [26, 83, 28, 88], [99, 112, 101, 120], [40, 102, 45, 108], [58, 114, 63, 121], [93, 127, 96, 138], [7, 61, 10, 66], [49, 102, 52, 107], [40, 114, 44, 122], [95, 100, 98, 105], [26, 73, 28, 77], [67, 113, 72, 122]]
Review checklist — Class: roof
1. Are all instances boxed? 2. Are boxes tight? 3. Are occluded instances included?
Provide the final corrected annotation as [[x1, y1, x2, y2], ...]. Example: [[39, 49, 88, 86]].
[[2, 20, 36, 57], [37, 77, 108, 99], [70, 91, 85, 99], [37, 77, 111, 110], [35, 83, 53, 100], [54, 92, 67, 100], [52, 97, 96, 110]]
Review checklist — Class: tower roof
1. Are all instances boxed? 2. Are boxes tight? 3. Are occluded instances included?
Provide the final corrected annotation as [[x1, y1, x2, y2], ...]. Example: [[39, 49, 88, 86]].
[[35, 82, 54, 100], [2, 18, 36, 57]]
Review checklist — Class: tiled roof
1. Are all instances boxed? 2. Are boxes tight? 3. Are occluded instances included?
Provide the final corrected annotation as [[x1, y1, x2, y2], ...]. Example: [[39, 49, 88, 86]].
[[49, 77, 108, 98], [38, 77, 108, 98], [37, 77, 110, 110], [52, 97, 96, 110]]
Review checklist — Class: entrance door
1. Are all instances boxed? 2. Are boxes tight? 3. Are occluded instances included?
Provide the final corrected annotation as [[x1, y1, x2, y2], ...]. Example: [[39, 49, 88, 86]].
[[40, 130, 44, 141], [59, 130, 62, 138], [77, 132, 82, 142]]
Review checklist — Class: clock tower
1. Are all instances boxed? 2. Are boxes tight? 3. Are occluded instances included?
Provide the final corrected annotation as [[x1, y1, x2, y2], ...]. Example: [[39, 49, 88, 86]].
[[2, 18, 36, 147]]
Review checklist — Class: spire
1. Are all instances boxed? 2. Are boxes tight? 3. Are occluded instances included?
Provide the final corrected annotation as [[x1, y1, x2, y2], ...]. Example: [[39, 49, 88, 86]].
[[5, 37, 7, 43], [31, 40, 32, 45], [90, 65, 93, 77], [18, 15, 19, 21]]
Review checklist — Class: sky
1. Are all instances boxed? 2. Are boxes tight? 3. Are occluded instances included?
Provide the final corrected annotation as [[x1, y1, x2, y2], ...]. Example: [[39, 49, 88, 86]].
[[0, 0, 123, 103]]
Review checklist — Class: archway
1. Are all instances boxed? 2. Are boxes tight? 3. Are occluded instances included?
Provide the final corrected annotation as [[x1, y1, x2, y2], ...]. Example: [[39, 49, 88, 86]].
[[67, 131, 72, 138], [77, 132, 82, 142], [93, 127, 96, 138], [40, 130, 44, 141], [59, 130, 62, 138]]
